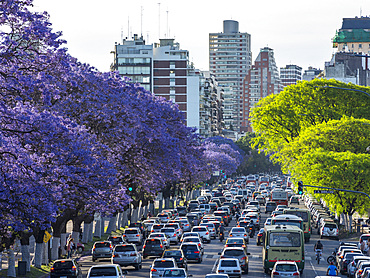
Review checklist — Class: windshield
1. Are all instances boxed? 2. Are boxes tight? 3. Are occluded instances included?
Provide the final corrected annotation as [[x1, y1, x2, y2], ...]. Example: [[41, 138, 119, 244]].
[[269, 232, 301, 247]]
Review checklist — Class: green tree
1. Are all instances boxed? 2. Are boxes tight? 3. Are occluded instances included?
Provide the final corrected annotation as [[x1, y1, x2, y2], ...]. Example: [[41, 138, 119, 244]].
[[284, 117, 370, 230], [251, 79, 370, 162]]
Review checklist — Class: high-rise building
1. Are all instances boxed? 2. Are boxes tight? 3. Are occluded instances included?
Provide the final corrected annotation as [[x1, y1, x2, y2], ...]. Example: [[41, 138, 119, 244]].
[[209, 20, 252, 135], [333, 17, 370, 54], [112, 36, 224, 137], [242, 47, 281, 132], [280, 64, 302, 88]]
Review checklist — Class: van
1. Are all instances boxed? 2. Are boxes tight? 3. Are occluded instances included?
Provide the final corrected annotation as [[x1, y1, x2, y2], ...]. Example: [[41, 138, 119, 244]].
[[320, 221, 339, 239], [237, 189, 249, 201]]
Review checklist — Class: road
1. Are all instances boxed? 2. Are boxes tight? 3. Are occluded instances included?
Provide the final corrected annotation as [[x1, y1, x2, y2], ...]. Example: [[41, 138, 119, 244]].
[[77, 204, 355, 278]]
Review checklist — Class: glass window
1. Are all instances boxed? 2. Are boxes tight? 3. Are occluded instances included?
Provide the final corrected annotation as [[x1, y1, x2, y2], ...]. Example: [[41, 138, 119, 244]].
[[269, 232, 301, 247]]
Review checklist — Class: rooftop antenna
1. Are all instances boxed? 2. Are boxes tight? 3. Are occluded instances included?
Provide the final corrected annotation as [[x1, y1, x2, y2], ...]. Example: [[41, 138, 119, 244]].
[[121, 26, 123, 42], [158, 3, 161, 40], [360, 7, 362, 17], [141, 6, 143, 37], [166, 9, 169, 38], [127, 16, 130, 39]]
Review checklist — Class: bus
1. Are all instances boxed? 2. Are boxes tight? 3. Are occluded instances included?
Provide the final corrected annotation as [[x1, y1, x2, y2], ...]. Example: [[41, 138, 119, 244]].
[[271, 188, 288, 206], [262, 225, 305, 274], [271, 215, 304, 231], [283, 208, 311, 243]]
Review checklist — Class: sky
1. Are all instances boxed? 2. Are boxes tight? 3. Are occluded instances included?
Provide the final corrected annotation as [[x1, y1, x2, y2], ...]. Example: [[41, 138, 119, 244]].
[[33, 0, 370, 74]]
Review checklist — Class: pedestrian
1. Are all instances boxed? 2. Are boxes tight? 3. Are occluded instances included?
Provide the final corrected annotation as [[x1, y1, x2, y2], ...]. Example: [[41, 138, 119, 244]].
[[361, 239, 366, 254], [66, 238, 74, 259]]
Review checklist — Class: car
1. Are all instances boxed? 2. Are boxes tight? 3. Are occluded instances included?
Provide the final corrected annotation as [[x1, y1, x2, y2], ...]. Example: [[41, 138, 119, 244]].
[[339, 252, 361, 274], [162, 249, 188, 270], [148, 232, 171, 248], [213, 211, 229, 226], [108, 236, 126, 247], [143, 238, 166, 259], [151, 223, 165, 234], [216, 258, 242, 278], [150, 258, 178, 278], [162, 268, 192, 278], [165, 223, 183, 239], [229, 227, 250, 243], [199, 204, 211, 214], [86, 264, 126, 278], [180, 232, 201, 242], [158, 212, 172, 223], [200, 223, 217, 239], [129, 222, 145, 234], [161, 227, 179, 245], [347, 255, 370, 278], [50, 259, 82, 278], [92, 241, 113, 262], [264, 218, 272, 226], [123, 228, 143, 245], [205, 275, 229, 278], [192, 226, 211, 243], [271, 261, 300, 278], [256, 228, 264, 245], [180, 242, 203, 263], [182, 236, 204, 252], [176, 206, 188, 217], [224, 237, 248, 253], [219, 247, 249, 274], [289, 196, 300, 205], [320, 221, 339, 239], [186, 213, 201, 226], [209, 202, 218, 212], [111, 244, 142, 270], [177, 218, 191, 232]]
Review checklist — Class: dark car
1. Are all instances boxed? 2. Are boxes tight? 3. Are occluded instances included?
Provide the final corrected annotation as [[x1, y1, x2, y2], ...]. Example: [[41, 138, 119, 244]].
[[256, 228, 264, 246], [92, 241, 113, 262], [129, 222, 144, 233], [214, 211, 229, 226], [142, 238, 165, 259], [265, 201, 277, 213], [50, 259, 82, 278], [180, 243, 202, 263], [107, 235, 125, 247], [176, 206, 188, 217], [219, 247, 249, 274], [162, 249, 188, 270]]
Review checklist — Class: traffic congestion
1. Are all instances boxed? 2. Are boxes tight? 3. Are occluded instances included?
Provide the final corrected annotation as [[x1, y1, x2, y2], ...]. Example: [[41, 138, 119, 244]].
[[50, 175, 369, 278]]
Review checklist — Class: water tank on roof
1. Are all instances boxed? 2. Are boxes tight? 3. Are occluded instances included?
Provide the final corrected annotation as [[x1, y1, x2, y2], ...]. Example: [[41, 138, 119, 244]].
[[223, 20, 239, 33]]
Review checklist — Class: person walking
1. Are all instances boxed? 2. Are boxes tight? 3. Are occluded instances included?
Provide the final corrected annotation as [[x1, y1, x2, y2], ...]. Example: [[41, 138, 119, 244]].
[[66, 237, 74, 259]]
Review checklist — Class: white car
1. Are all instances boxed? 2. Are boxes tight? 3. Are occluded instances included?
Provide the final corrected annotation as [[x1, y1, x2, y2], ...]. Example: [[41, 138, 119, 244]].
[[347, 256, 370, 278], [123, 228, 142, 245], [229, 227, 249, 243], [216, 258, 242, 278], [271, 261, 300, 278], [87, 264, 126, 278], [177, 218, 192, 232], [148, 232, 170, 248], [192, 226, 211, 243], [319, 221, 339, 239], [200, 223, 217, 239], [180, 232, 201, 243]]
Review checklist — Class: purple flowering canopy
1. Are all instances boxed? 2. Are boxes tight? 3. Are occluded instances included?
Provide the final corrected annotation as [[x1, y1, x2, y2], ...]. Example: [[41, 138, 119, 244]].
[[0, 0, 225, 237]]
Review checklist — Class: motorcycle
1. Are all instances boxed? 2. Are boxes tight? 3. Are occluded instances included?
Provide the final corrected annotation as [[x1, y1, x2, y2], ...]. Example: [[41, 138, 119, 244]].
[[248, 225, 255, 238], [219, 232, 224, 242]]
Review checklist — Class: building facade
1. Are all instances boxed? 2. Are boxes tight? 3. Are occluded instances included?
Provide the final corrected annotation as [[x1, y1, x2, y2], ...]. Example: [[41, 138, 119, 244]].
[[333, 17, 370, 54], [242, 47, 281, 132], [280, 64, 302, 88], [302, 66, 322, 81], [209, 20, 252, 135], [113, 36, 223, 137]]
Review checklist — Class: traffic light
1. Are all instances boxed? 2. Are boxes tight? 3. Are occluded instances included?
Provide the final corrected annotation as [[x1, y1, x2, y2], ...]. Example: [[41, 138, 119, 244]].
[[298, 181, 303, 195], [128, 187, 133, 191]]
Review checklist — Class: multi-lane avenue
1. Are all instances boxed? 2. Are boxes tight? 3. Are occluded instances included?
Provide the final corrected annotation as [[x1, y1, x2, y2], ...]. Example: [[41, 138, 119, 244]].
[[75, 203, 352, 278]]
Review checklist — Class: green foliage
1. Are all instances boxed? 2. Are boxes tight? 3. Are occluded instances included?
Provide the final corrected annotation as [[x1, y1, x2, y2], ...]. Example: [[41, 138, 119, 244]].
[[236, 132, 255, 153]]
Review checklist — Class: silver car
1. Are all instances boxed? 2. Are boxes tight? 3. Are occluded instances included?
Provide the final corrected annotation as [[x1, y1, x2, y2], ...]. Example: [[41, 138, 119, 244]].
[[111, 244, 142, 270], [150, 258, 177, 278], [123, 228, 143, 245], [177, 218, 191, 232], [160, 227, 179, 244], [92, 241, 114, 262], [271, 261, 300, 278], [229, 227, 250, 244]]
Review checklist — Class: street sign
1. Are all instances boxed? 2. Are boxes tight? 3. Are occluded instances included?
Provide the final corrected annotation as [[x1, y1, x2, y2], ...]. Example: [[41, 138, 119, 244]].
[[314, 190, 334, 194], [43, 231, 52, 243]]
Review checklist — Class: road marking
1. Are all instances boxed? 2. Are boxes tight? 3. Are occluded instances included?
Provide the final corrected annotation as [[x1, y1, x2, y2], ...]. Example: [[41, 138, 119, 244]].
[[310, 260, 318, 276]]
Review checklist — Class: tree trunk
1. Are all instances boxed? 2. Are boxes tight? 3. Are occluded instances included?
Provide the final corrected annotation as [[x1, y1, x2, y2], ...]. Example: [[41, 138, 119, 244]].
[[117, 213, 122, 229], [42, 242, 48, 265], [101, 217, 106, 235], [106, 216, 117, 234], [164, 198, 170, 209], [82, 222, 91, 243], [131, 207, 139, 223], [60, 232, 67, 257], [349, 214, 353, 233], [33, 229, 45, 268], [94, 215, 102, 238], [88, 222, 94, 242], [149, 202, 155, 216], [20, 232, 31, 272], [122, 210, 129, 227], [51, 237, 60, 261], [158, 199, 163, 212], [7, 249, 16, 277]]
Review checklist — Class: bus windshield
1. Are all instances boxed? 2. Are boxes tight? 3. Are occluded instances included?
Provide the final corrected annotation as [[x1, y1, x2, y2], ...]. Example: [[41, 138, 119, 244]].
[[285, 211, 308, 222], [269, 232, 301, 247], [272, 221, 301, 229]]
